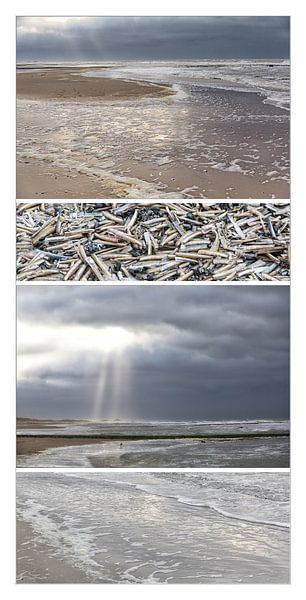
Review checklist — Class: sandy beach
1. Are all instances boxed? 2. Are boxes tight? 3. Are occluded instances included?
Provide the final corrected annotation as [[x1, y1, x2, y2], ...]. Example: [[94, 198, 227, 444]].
[[16, 418, 108, 455], [16, 418, 290, 468], [17, 67, 174, 101], [17, 436, 107, 456], [17, 519, 91, 583], [16, 418, 289, 468], [17, 154, 288, 200], [16, 62, 290, 199], [16, 158, 115, 199], [16, 434, 290, 468]]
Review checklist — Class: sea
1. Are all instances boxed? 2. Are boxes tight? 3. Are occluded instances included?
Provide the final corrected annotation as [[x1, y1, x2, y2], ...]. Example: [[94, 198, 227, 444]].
[[17, 419, 289, 468]]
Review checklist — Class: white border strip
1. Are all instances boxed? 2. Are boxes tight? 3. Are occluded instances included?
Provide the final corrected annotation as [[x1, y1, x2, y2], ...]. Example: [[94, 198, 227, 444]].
[[16, 279, 290, 286], [17, 467, 290, 473]]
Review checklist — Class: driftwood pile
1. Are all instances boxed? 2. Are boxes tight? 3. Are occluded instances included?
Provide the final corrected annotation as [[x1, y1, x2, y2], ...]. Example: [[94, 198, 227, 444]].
[[16, 202, 290, 281]]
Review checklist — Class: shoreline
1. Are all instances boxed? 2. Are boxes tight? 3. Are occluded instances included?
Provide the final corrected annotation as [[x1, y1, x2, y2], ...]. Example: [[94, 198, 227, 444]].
[[16, 432, 289, 456], [16, 518, 92, 584], [16, 155, 289, 200], [16, 472, 290, 584], [17, 437, 107, 456], [16, 157, 118, 199]]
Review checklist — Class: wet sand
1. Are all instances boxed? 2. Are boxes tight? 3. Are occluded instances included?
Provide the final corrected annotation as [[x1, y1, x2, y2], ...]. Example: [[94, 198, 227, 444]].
[[17, 433, 289, 467], [17, 436, 107, 456], [17, 519, 91, 583], [17, 155, 288, 200], [17, 418, 109, 455], [17, 68, 174, 101], [16, 158, 115, 199], [119, 156, 289, 199]]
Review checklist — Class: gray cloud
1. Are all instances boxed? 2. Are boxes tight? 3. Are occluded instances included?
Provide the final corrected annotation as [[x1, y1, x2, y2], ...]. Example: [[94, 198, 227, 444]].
[[17, 285, 289, 421], [16, 17, 289, 61]]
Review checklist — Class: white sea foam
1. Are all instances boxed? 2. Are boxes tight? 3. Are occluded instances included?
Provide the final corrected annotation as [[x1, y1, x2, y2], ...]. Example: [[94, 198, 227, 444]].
[[175, 497, 289, 529], [91, 473, 290, 529], [16, 472, 290, 584], [17, 417, 289, 437], [82, 59, 290, 110]]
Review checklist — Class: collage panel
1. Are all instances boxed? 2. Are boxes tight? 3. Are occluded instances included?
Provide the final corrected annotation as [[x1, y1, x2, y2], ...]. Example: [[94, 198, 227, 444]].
[[17, 284, 289, 469], [16, 471, 290, 584], [15, 15, 291, 587], [16, 19, 289, 200], [16, 201, 290, 282]]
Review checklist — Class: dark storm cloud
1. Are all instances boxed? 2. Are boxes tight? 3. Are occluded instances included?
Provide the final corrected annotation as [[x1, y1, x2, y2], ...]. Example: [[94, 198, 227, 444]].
[[16, 16, 289, 61], [17, 284, 288, 329], [17, 285, 289, 420]]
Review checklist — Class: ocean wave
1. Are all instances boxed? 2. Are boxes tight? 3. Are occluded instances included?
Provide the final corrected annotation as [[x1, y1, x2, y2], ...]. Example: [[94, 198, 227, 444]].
[[89, 474, 290, 529]]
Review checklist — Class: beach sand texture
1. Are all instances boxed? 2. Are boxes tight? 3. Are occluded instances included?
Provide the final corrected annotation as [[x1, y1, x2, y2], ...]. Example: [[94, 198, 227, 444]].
[[17, 519, 91, 583], [17, 67, 174, 101], [17, 436, 107, 456]]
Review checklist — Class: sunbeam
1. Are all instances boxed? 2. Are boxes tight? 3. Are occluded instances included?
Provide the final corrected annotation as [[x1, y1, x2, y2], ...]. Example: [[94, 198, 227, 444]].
[[110, 347, 130, 421], [91, 328, 136, 421], [92, 352, 112, 420]]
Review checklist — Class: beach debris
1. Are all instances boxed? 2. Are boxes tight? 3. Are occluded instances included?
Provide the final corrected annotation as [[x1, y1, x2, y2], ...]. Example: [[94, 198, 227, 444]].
[[16, 202, 290, 281]]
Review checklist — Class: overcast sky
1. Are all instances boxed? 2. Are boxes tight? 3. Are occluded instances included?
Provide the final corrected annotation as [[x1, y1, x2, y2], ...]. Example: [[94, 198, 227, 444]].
[[16, 17, 289, 62], [17, 286, 289, 421]]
